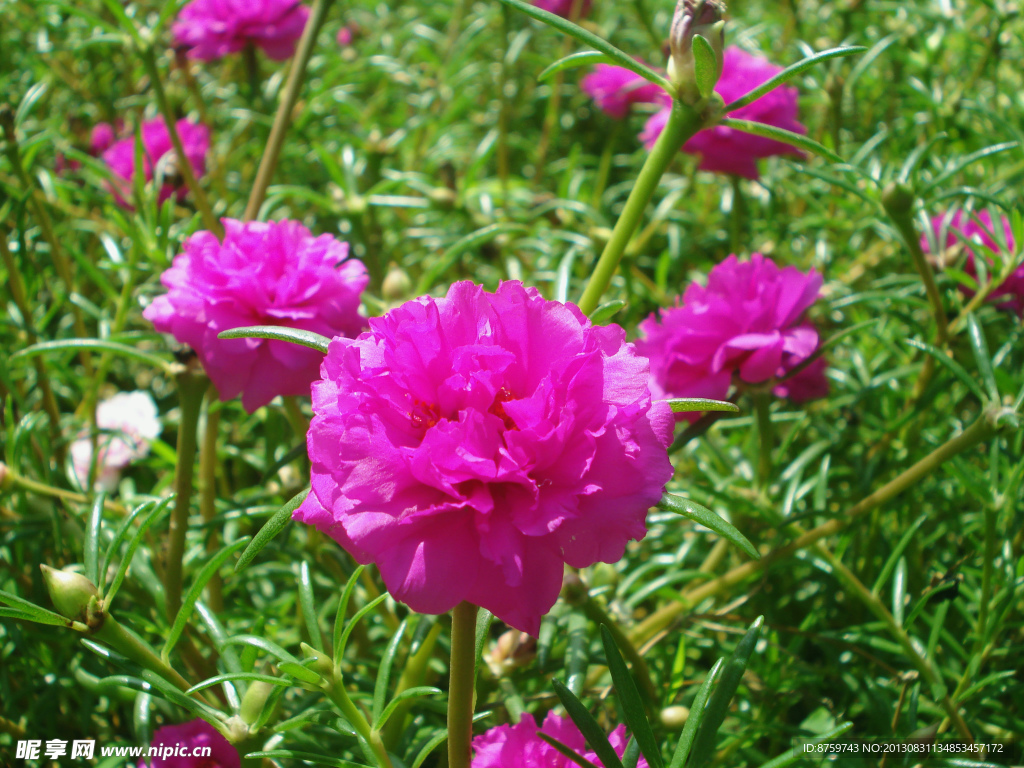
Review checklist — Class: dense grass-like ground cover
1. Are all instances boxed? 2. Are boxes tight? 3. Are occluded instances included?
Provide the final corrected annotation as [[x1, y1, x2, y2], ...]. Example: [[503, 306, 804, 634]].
[[1, 0, 1023, 766]]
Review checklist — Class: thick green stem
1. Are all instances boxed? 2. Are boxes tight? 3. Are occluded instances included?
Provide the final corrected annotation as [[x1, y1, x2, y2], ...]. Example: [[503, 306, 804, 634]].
[[881, 183, 949, 347], [447, 601, 479, 768], [93, 614, 195, 694], [165, 370, 207, 621], [578, 100, 701, 315], [631, 413, 996, 646], [139, 47, 222, 237], [324, 677, 393, 768], [243, 0, 337, 221], [199, 385, 223, 613]]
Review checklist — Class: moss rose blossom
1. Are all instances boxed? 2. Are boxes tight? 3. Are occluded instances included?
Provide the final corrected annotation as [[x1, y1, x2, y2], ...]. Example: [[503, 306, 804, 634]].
[[582, 64, 666, 119], [637, 254, 827, 415], [143, 719, 239, 768], [101, 118, 210, 207], [531, 0, 592, 19], [641, 47, 805, 179], [472, 711, 648, 767], [173, 0, 310, 61], [70, 391, 161, 491], [921, 209, 1023, 317], [295, 281, 673, 635], [144, 219, 368, 413]]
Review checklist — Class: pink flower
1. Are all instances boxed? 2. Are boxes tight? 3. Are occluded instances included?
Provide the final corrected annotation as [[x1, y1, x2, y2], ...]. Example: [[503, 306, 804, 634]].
[[143, 219, 368, 413], [773, 355, 829, 403], [101, 118, 210, 207], [638, 254, 826, 410], [172, 0, 310, 61], [90, 122, 116, 155], [642, 47, 805, 179], [921, 210, 1023, 317], [146, 719, 239, 768], [336, 25, 354, 47], [294, 281, 673, 635], [531, 0, 592, 19], [472, 711, 648, 768], [70, 392, 161, 491], [582, 64, 666, 119]]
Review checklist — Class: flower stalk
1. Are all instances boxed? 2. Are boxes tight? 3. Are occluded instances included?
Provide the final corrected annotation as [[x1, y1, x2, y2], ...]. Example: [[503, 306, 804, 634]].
[[243, 0, 338, 221], [578, 99, 701, 315], [164, 367, 208, 621], [198, 385, 223, 613], [447, 601, 480, 768]]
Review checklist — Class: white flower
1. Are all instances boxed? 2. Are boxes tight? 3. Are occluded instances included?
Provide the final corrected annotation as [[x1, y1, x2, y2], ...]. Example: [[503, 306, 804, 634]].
[[71, 392, 161, 491]]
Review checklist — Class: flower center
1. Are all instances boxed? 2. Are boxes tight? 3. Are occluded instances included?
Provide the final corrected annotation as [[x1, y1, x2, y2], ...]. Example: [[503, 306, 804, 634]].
[[408, 399, 441, 431], [489, 387, 517, 431]]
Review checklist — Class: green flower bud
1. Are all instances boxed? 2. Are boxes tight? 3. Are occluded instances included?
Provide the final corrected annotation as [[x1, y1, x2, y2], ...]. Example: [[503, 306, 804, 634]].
[[668, 0, 726, 104], [40, 565, 100, 624], [239, 681, 277, 727], [661, 705, 690, 728], [381, 263, 413, 304]]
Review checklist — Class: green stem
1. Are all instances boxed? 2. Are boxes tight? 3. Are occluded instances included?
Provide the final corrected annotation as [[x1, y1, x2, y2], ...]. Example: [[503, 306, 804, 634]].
[[881, 183, 950, 347], [447, 601, 479, 768], [242, 43, 261, 103], [630, 413, 997, 646], [590, 118, 623, 210], [199, 385, 223, 613], [93, 615, 194, 694], [383, 621, 442, 749], [1, 465, 126, 514], [139, 47, 222, 237], [324, 677, 393, 768], [753, 390, 773, 489], [577, 100, 700, 315], [729, 174, 746, 254], [164, 369, 207, 621], [243, 0, 337, 221]]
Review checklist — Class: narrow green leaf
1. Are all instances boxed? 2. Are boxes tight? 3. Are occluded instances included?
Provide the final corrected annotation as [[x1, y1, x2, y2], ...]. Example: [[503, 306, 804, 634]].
[[688, 617, 764, 768], [13, 339, 173, 374], [372, 619, 408, 722], [333, 565, 366, 661], [163, 538, 250, 660], [0, 606, 78, 628], [600, 626, 664, 768], [185, 673, 289, 695], [553, 679, 626, 768], [966, 313, 999, 402], [337, 594, 389, 662], [223, 635, 304, 666], [244, 751, 371, 768], [217, 326, 330, 354], [921, 141, 1020, 194], [539, 51, 613, 81], [84, 494, 105, 587], [374, 686, 442, 730], [871, 515, 928, 595], [719, 118, 844, 164], [725, 47, 866, 112], [137, 670, 227, 723], [659, 493, 758, 560], [757, 722, 854, 768], [105, 499, 172, 608], [904, 338, 986, 401], [235, 487, 307, 573], [691, 35, 717, 99], [298, 561, 323, 652], [665, 398, 739, 414], [100, 500, 157, 593], [97, 0, 145, 46], [279, 661, 323, 684], [495, 0, 672, 92], [411, 730, 452, 768], [537, 734, 603, 768]]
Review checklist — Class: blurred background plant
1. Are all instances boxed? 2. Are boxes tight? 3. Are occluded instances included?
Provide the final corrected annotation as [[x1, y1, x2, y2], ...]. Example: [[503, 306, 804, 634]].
[[1, 0, 1023, 765]]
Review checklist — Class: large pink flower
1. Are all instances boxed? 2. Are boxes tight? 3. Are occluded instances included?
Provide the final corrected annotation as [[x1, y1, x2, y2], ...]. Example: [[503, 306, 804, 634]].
[[531, 0, 592, 19], [295, 281, 673, 635], [921, 210, 1023, 317], [638, 254, 826, 411], [642, 47, 805, 179], [101, 118, 210, 207], [144, 219, 368, 413], [472, 711, 648, 768], [146, 719, 239, 768], [582, 64, 666, 120], [173, 0, 310, 61]]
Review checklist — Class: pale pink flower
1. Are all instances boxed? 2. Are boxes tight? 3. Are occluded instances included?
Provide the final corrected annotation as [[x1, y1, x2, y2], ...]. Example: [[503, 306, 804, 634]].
[[70, 392, 161, 491], [294, 281, 673, 635]]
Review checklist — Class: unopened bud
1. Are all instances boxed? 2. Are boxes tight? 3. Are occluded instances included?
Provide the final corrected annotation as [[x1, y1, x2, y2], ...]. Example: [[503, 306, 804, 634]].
[[661, 705, 690, 728], [484, 629, 537, 677], [40, 565, 100, 623], [300, 641, 335, 680], [881, 182, 915, 216], [381, 263, 413, 303], [239, 681, 276, 726], [668, 0, 726, 104], [560, 570, 588, 606]]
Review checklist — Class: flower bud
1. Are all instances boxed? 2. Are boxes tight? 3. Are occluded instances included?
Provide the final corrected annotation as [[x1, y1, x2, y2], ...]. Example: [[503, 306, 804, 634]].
[[40, 565, 100, 624], [660, 705, 690, 728], [381, 263, 413, 304], [239, 681, 277, 727], [668, 0, 726, 104]]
